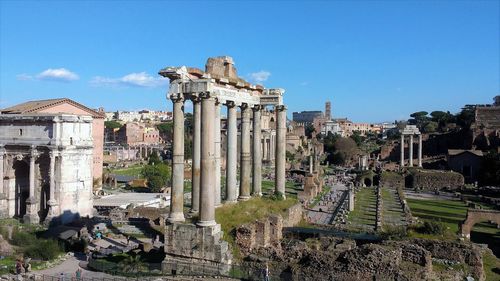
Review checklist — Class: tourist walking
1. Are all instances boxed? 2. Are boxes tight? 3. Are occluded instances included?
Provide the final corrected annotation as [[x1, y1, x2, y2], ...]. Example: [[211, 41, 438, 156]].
[[264, 263, 270, 281], [75, 268, 82, 280]]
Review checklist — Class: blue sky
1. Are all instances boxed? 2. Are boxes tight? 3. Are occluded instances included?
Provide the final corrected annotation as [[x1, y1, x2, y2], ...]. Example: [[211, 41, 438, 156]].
[[0, 0, 498, 122]]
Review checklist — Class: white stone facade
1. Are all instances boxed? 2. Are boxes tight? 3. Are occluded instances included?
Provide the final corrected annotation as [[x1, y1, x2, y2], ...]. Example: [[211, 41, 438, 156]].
[[0, 114, 94, 224]]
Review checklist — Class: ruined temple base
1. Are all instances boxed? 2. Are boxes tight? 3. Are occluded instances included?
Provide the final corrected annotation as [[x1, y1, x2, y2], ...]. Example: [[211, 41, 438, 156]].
[[162, 223, 232, 276]]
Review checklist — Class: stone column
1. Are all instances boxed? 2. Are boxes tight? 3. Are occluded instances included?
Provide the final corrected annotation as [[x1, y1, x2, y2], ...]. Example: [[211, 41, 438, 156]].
[[167, 95, 185, 223], [139, 146, 143, 159], [225, 102, 238, 203], [0, 146, 4, 195], [190, 96, 201, 214], [409, 135, 414, 167], [198, 93, 216, 227], [24, 145, 39, 224], [46, 150, 58, 223], [214, 101, 222, 206], [309, 155, 313, 174], [252, 105, 262, 196], [275, 105, 286, 199], [418, 134, 423, 168], [263, 137, 268, 161], [400, 134, 405, 167], [239, 103, 251, 201]]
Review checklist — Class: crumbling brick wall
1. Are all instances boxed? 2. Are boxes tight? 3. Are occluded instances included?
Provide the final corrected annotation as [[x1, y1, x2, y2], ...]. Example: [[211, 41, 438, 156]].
[[409, 169, 464, 191], [284, 204, 303, 227]]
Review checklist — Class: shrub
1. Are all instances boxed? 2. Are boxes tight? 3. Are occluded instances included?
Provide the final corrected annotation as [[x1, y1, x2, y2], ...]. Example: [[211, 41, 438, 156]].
[[420, 221, 446, 235], [10, 231, 37, 246], [270, 191, 285, 201], [380, 225, 407, 240], [25, 239, 62, 260]]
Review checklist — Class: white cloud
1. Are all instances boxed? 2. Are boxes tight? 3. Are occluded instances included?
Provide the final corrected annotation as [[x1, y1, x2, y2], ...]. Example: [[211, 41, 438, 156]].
[[16, 74, 33, 81], [248, 71, 271, 83], [36, 68, 79, 82], [90, 72, 168, 88]]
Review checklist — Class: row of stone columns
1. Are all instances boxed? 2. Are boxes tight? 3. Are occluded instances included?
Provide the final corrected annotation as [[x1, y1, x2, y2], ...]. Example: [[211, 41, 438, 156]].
[[400, 134, 423, 168], [167, 93, 287, 227]]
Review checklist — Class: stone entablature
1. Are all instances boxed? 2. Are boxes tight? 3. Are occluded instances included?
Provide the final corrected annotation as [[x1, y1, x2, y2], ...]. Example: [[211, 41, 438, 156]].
[[0, 114, 93, 224]]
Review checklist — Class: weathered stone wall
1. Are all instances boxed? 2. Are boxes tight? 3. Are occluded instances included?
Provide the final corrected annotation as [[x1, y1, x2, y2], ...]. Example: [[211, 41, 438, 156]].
[[409, 169, 464, 191], [380, 171, 404, 189], [236, 204, 301, 255], [460, 209, 500, 238], [284, 203, 303, 227]]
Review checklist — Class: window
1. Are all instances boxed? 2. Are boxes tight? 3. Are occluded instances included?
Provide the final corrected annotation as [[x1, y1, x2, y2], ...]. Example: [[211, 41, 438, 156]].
[[19, 129, 23, 136]]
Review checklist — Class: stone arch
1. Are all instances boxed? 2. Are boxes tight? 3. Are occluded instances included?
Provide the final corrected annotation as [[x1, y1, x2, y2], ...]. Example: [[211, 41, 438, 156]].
[[13, 159, 29, 218], [460, 209, 500, 238], [364, 177, 372, 187]]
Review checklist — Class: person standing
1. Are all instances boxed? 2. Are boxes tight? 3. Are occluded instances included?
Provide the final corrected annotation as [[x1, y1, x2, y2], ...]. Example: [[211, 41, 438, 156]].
[[264, 263, 270, 281], [75, 268, 82, 280]]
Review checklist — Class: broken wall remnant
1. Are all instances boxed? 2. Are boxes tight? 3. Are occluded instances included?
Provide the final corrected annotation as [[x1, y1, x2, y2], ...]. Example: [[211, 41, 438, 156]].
[[408, 169, 464, 191]]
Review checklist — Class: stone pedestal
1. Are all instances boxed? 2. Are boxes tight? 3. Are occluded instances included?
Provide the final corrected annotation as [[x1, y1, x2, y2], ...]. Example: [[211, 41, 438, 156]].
[[44, 199, 59, 225], [23, 197, 39, 224], [163, 223, 232, 275]]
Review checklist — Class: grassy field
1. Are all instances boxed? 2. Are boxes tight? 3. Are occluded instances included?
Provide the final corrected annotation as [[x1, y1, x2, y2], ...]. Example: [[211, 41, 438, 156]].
[[262, 179, 300, 199], [347, 188, 377, 231], [215, 196, 297, 259], [407, 197, 500, 280], [108, 165, 143, 177]]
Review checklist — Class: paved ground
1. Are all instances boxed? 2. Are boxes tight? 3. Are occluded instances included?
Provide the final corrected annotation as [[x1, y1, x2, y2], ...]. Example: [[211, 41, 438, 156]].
[[34, 254, 120, 279], [307, 183, 348, 225]]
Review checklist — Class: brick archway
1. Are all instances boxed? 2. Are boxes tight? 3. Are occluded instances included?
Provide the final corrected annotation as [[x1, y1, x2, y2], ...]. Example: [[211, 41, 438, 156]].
[[460, 209, 500, 238]]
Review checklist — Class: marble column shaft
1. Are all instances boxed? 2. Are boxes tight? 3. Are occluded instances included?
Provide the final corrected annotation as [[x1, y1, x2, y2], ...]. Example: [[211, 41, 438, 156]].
[[0, 147, 4, 195], [400, 134, 405, 167], [418, 134, 423, 168], [275, 106, 286, 199], [168, 96, 185, 223], [239, 104, 251, 201], [252, 106, 262, 196], [409, 135, 414, 167], [263, 138, 268, 161], [25, 146, 39, 223], [225, 102, 238, 202], [198, 95, 216, 227], [190, 97, 201, 214], [214, 101, 222, 206]]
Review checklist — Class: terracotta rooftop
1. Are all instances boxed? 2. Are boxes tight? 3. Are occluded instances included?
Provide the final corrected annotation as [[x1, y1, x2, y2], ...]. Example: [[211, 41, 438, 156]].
[[1, 98, 104, 119]]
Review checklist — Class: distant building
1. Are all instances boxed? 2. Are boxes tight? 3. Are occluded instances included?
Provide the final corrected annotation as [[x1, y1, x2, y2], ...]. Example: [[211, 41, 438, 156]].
[[1, 98, 105, 190], [292, 110, 323, 124], [117, 122, 160, 146], [447, 149, 483, 184]]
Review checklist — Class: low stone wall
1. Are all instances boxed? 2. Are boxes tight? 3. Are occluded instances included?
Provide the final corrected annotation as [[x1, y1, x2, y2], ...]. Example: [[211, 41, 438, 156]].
[[236, 215, 283, 256], [375, 187, 382, 231], [284, 203, 303, 227], [236, 204, 303, 255], [409, 169, 464, 191], [380, 171, 404, 189]]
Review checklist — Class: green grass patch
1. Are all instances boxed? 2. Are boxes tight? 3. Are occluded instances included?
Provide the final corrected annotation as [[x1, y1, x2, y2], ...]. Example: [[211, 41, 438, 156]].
[[215, 196, 297, 260], [109, 165, 144, 177], [407, 198, 500, 258], [483, 251, 500, 281], [347, 188, 377, 229]]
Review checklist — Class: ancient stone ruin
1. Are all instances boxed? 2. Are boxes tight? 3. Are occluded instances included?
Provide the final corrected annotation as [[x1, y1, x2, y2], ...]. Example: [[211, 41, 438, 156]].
[[158, 56, 288, 274]]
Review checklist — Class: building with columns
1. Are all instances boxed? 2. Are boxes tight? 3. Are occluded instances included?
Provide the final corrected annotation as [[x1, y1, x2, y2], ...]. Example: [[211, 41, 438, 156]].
[[1, 98, 105, 191], [400, 125, 423, 168], [0, 114, 94, 224], [159, 56, 287, 273]]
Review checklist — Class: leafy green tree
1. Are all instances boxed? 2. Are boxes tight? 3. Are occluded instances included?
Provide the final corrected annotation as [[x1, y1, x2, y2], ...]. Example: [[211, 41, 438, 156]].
[[142, 163, 171, 192], [148, 151, 162, 165], [350, 131, 363, 146], [119, 255, 146, 273], [104, 120, 122, 129], [480, 150, 500, 186], [409, 111, 429, 129], [305, 123, 315, 138], [455, 105, 475, 129], [422, 121, 438, 133]]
